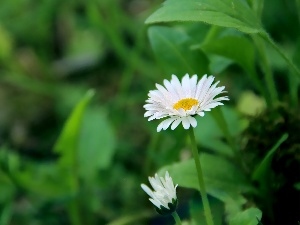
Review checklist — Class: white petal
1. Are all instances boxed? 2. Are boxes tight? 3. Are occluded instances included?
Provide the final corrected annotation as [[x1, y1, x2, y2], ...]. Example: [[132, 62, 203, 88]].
[[177, 108, 186, 116], [198, 112, 205, 117], [141, 172, 178, 210], [155, 83, 168, 95], [171, 118, 182, 130], [157, 119, 168, 132], [144, 111, 154, 117], [149, 198, 163, 209], [198, 75, 215, 101], [165, 171, 170, 179], [164, 79, 179, 100], [195, 74, 207, 99], [148, 114, 158, 121], [190, 74, 198, 95], [187, 116, 197, 128], [182, 117, 191, 129], [182, 74, 191, 97], [162, 118, 177, 130], [201, 101, 224, 111], [171, 75, 184, 98], [141, 184, 154, 198]]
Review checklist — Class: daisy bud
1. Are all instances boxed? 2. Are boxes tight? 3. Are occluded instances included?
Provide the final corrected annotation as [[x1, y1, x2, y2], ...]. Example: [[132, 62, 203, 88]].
[[141, 171, 178, 215]]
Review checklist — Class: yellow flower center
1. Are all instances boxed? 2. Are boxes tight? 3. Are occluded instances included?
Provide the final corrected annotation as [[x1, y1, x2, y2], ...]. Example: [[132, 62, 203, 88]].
[[173, 98, 199, 111]]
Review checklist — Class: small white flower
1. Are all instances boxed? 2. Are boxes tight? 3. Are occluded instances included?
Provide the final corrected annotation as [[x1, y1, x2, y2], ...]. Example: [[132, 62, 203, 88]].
[[141, 171, 178, 215], [144, 74, 229, 132]]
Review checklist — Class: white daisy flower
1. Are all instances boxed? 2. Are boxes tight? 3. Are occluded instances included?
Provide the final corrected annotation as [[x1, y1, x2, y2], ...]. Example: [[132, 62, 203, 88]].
[[141, 171, 178, 215], [144, 74, 229, 132]]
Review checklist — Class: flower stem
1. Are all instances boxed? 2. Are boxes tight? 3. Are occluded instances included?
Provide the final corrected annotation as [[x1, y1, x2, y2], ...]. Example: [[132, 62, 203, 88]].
[[188, 128, 214, 225], [171, 211, 182, 225]]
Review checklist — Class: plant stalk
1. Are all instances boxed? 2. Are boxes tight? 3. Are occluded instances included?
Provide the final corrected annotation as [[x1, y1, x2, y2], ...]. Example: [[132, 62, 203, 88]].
[[171, 211, 182, 225], [188, 128, 214, 225], [251, 35, 278, 108]]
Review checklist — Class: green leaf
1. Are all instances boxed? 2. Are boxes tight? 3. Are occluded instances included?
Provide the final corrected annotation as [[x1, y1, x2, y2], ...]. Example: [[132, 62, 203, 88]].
[[252, 133, 288, 189], [194, 106, 243, 157], [78, 107, 116, 179], [201, 35, 265, 96], [190, 196, 224, 225], [54, 89, 95, 167], [209, 55, 233, 74], [158, 153, 253, 201], [146, 0, 263, 34], [158, 153, 254, 222], [201, 35, 256, 75], [148, 26, 209, 76], [229, 207, 262, 225], [247, 0, 264, 16]]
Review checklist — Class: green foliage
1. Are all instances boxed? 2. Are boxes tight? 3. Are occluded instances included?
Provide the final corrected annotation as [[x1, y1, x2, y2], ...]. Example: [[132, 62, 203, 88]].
[[78, 107, 116, 178], [202, 35, 255, 74], [190, 197, 224, 225], [252, 133, 288, 193], [148, 26, 208, 76], [200, 34, 265, 95], [229, 207, 262, 225], [194, 106, 243, 157], [146, 0, 263, 34], [54, 90, 95, 168], [158, 153, 255, 223], [159, 152, 252, 193], [0, 0, 299, 224]]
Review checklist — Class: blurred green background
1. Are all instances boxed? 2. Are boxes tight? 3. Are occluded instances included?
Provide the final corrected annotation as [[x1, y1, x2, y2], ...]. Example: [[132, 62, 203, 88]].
[[0, 0, 299, 224]]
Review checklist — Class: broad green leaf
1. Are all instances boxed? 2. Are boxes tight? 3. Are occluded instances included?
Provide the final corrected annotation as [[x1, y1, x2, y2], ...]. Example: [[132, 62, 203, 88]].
[[229, 207, 262, 225], [210, 107, 238, 155], [201, 35, 256, 75], [190, 196, 224, 225], [247, 0, 264, 16], [78, 107, 116, 179], [148, 26, 208, 76], [54, 90, 95, 167], [158, 153, 253, 201], [146, 0, 264, 34], [194, 106, 243, 156], [190, 198, 207, 225], [201, 35, 265, 96], [252, 133, 288, 191], [209, 55, 233, 74], [158, 153, 253, 222]]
